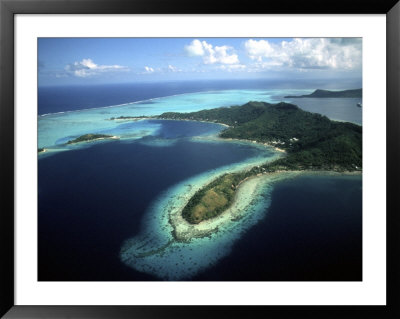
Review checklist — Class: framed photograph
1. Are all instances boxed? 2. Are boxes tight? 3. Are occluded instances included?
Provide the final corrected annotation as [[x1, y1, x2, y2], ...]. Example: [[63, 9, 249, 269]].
[[1, 0, 399, 318]]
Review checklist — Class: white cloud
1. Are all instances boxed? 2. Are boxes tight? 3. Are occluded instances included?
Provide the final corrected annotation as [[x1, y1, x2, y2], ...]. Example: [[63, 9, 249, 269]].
[[212, 45, 239, 64], [185, 40, 240, 65], [141, 65, 181, 75], [184, 39, 205, 56], [245, 39, 275, 62], [79, 58, 97, 69], [167, 64, 180, 72], [244, 38, 362, 70], [144, 66, 154, 73], [65, 58, 128, 77]]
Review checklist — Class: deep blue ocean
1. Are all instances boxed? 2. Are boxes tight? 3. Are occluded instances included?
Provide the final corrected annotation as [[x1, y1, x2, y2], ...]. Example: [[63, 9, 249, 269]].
[[193, 174, 362, 281], [38, 80, 362, 281], [38, 78, 362, 115], [38, 128, 361, 281], [38, 134, 261, 281]]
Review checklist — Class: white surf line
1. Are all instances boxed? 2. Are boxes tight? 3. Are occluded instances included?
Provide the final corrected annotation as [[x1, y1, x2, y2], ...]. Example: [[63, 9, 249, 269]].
[[37, 89, 239, 117], [38, 88, 273, 117]]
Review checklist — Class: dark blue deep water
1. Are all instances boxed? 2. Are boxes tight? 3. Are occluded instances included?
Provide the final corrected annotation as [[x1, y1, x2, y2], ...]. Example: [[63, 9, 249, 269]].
[[39, 80, 270, 115], [38, 136, 361, 281], [193, 175, 362, 281], [38, 79, 362, 115], [38, 80, 362, 281], [38, 135, 265, 281]]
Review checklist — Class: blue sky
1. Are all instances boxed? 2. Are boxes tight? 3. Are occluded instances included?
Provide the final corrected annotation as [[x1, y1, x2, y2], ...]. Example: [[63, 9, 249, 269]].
[[38, 38, 362, 86]]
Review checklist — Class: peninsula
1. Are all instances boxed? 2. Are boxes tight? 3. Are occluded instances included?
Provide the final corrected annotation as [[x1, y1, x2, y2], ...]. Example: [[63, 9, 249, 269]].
[[66, 133, 117, 144], [157, 101, 362, 224], [108, 115, 150, 121], [284, 88, 362, 98]]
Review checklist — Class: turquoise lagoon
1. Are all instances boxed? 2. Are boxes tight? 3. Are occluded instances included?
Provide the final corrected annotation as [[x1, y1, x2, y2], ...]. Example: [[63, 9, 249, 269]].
[[38, 88, 362, 150], [38, 88, 362, 280]]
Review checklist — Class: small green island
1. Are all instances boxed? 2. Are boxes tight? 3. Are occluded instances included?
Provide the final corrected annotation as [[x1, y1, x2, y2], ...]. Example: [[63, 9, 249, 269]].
[[66, 101, 361, 225], [109, 115, 150, 121], [284, 88, 362, 98], [38, 147, 46, 153], [157, 101, 362, 224], [66, 133, 116, 144]]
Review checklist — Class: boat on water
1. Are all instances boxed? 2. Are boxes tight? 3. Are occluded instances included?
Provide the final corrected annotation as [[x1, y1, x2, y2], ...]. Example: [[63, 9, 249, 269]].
[[357, 102, 362, 108]]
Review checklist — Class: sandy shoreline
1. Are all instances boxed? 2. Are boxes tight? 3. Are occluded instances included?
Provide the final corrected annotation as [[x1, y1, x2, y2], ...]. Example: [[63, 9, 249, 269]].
[[69, 135, 120, 145], [191, 134, 287, 155], [169, 170, 298, 242], [154, 117, 287, 153], [109, 117, 153, 122], [157, 118, 286, 153], [154, 117, 231, 129], [169, 169, 361, 242], [222, 137, 287, 153]]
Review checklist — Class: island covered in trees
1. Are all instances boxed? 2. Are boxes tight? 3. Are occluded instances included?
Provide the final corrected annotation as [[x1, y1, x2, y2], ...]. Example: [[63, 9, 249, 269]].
[[108, 115, 149, 121], [284, 88, 362, 98], [156, 101, 362, 224], [66, 133, 116, 144], [67, 101, 361, 225]]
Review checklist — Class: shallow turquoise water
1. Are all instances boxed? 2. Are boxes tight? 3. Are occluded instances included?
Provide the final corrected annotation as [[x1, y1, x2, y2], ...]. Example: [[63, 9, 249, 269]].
[[38, 88, 362, 150], [38, 119, 281, 280], [38, 88, 362, 280], [120, 168, 280, 280]]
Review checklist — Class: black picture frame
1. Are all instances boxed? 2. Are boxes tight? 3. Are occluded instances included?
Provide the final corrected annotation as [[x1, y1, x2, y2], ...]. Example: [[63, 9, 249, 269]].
[[1, 0, 399, 318]]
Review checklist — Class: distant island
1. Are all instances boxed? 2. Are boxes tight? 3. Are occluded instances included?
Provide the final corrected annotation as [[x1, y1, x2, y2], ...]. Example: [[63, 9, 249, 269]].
[[65, 101, 362, 225], [157, 101, 362, 224], [38, 148, 46, 153], [284, 88, 362, 98], [66, 133, 117, 144], [108, 115, 149, 121]]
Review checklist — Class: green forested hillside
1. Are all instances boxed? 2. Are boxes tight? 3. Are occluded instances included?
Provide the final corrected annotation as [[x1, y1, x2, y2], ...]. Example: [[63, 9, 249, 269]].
[[159, 101, 362, 224], [159, 101, 362, 171], [159, 101, 268, 126], [284, 88, 362, 98], [66, 133, 113, 144]]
